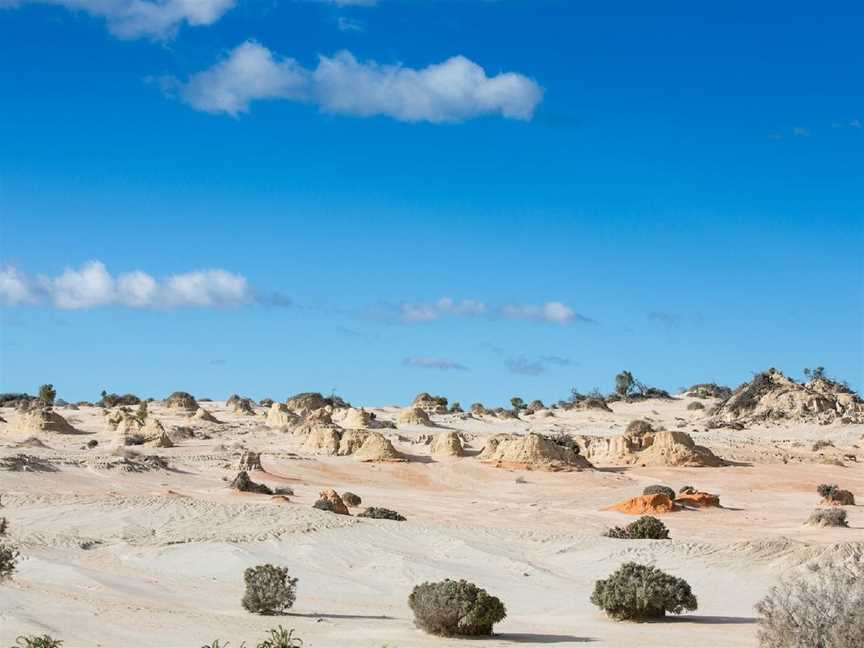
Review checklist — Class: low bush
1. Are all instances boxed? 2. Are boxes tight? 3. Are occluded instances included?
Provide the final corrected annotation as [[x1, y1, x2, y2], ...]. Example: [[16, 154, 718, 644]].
[[812, 440, 834, 452], [256, 626, 304, 648], [1, 542, 18, 580], [358, 507, 406, 521], [686, 401, 705, 411], [816, 484, 855, 505], [642, 485, 676, 500], [605, 516, 670, 540], [37, 384, 57, 406], [0, 517, 7, 536], [242, 565, 298, 615], [409, 579, 506, 636], [13, 636, 63, 648], [341, 492, 361, 507], [755, 568, 864, 648], [591, 562, 697, 620], [808, 508, 848, 527], [679, 485, 696, 495]]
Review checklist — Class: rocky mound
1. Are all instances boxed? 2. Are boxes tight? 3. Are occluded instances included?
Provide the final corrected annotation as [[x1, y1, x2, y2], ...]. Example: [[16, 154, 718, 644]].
[[314, 489, 349, 515], [141, 418, 167, 444], [285, 392, 332, 416], [153, 430, 174, 448], [710, 369, 864, 426], [231, 398, 256, 416], [686, 383, 732, 399], [301, 424, 343, 455], [397, 407, 434, 426], [165, 391, 197, 410], [410, 392, 448, 415], [477, 434, 517, 459], [674, 491, 721, 508], [337, 429, 370, 456], [481, 433, 593, 471], [194, 407, 221, 423], [230, 470, 272, 494], [353, 432, 406, 462], [609, 493, 678, 515], [575, 421, 724, 467], [12, 406, 76, 434], [266, 403, 301, 428], [334, 407, 376, 429], [430, 431, 465, 457], [567, 397, 612, 412]]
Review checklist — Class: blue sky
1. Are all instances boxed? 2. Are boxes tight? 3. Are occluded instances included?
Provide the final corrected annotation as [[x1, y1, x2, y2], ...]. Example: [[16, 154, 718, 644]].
[[1, 0, 862, 405]]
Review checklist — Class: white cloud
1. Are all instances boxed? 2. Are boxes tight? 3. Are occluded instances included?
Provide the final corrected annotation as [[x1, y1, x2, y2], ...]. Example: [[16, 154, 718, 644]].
[[403, 357, 468, 371], [4, 261, 255, 310], [172, 41, 544, 123], [400, 297, 488, 322], [0, 266, 35, 305], [336, 16, 364, 32], [1, 0, 236, 40], [179, 41, 308, 116], [502, 301, 579, 324]]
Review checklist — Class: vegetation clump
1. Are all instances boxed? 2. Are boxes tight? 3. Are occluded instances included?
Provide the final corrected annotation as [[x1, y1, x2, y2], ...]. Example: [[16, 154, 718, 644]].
[[605, 516, 670, 540], [756, 568, 864, 648], [358, 507, 406, 521], [242, 564, 298, 615], [37, 384, 57, 406], [341, 492, 361, 507], [591, 562, 697, 620], [642, 485, 676, 500], [686, 401, 705, 411], [99, 391, 141, 407], [0, 542, 18, 580], [409, 579, 506, 637], [13, 636, 64, 648], [808, 508, 848, 527], [816, 484, 855, 505]]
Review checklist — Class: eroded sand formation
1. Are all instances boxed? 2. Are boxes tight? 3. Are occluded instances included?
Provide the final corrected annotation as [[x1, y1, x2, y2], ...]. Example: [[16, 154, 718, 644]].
[[1, 383, 863, 647]]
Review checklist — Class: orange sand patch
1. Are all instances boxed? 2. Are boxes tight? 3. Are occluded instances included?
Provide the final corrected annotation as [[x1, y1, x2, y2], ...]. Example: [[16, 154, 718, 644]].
[[607, 492, 678, 514]]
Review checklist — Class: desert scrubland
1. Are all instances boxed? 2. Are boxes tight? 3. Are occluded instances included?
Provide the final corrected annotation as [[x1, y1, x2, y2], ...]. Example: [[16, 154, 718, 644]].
[[1, 370, 862, 647]]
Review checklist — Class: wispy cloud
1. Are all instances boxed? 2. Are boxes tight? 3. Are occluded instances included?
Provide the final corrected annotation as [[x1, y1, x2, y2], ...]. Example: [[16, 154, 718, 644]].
[[1, 0, 236, 40], [337, 16, 364, 31], [403, 356, 468, 371], [0, 261, 276, 310], [400, 297, 488, 322], [502, 301, 591, 325], [505, 353, 573, 376], [169, 41, 544, 123]]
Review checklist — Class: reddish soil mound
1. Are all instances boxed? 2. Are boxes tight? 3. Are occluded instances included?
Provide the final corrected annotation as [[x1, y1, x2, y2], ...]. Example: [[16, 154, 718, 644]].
[[608, 493, 677, 515], [675, 492, 721, 508]]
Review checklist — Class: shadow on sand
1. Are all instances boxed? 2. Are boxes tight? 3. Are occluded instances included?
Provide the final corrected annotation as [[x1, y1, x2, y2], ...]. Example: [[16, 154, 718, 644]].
[[494, 633, 596, 643]]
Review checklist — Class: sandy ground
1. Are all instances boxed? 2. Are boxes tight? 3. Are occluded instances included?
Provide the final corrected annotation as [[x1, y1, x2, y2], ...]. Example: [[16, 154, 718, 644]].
[[1, 397, 862, 647]]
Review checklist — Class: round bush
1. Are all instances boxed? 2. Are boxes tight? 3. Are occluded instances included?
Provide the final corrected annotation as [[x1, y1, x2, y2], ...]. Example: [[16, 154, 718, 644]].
[[341, 492, 362, 507], [686, 401, 705, 411], [242, 564, 297, 615], [808, 508, 848, 527], [643, 484, 676, 500], [591, 562, 697, 620], [358, 507, 406, 521], [604, 516, 670, 540], [409, 579, 506, 636]]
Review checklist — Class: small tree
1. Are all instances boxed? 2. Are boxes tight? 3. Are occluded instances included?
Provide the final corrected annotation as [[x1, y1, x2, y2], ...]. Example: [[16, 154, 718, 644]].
[[643, 485, 676, 500], [38, 384, 56, 406], [756, 568, 864, 648], [614, 371, 635, 397], [136, 401, 148, 421], [510, 397, 525, 412], [409, 579, 506, 637], [242, 565, 297, 615], [591, 562, 697, 620], [803, 367, 826, 381]]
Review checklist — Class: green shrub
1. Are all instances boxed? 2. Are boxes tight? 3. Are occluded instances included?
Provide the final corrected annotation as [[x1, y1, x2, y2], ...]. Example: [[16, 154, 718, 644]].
[[642, 485, 675, 500], [358, 507, 406, 521], [605, 516, 670, 540], [0, 517, 7, 536], [808, 508, 848, 527], [242, 565, 297, 615], [686, 401, 704, 411], [817, 483, 838, 499], [255, 626, 303, 648], [591, 562, 697, 620], [409, 579, 506, 636], [756, 568, 864, 648], [13, 636, 63, 648], [37, 384, 56, 406], [679, 485, 696, 495], [0, 542, 17, 580]]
